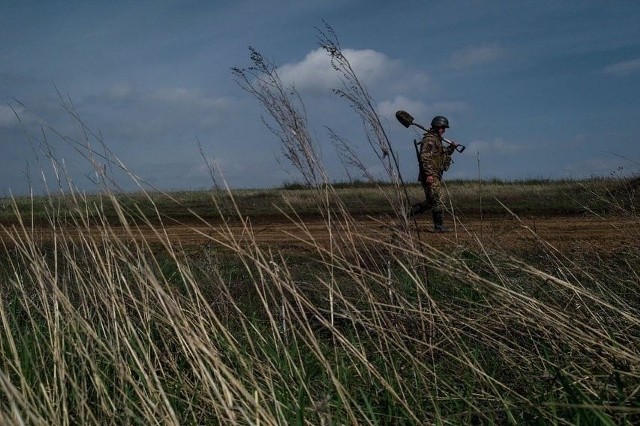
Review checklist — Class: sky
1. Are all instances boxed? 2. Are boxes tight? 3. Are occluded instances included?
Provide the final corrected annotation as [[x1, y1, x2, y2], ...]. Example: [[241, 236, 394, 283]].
[[2, 0, 639, 195]]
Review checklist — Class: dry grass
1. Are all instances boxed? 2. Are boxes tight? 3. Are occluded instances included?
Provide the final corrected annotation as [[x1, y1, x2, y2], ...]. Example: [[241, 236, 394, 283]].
[[0, 179, 638, 424]]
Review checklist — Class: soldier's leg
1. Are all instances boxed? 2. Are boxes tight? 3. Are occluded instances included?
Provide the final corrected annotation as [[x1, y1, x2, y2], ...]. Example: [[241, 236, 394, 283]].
[[431, 179, 449, 232], [409, 202, 429, 217], [432, 210, 448, 232], [409, 184, 436, 217]]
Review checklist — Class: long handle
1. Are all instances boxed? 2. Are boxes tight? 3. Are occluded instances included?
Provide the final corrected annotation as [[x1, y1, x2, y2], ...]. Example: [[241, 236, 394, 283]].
[[443, 137, 466, 153], [396, 110, 466, 153], [407, 120, 465, 152]]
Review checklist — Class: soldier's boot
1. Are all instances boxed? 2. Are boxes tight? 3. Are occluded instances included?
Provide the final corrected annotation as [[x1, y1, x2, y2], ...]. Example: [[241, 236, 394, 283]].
[[408, 202, 429, 218], [432, 210, 449, 233]]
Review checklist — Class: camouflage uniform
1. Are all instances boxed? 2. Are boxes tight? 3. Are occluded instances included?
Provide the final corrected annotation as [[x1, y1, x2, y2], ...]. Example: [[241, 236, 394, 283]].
[[410, 130, 454, 228]]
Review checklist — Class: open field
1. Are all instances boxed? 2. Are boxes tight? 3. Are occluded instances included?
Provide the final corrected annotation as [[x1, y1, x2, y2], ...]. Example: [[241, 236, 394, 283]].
[[2, 179, 638, 253], [1, 178, 639, 424]]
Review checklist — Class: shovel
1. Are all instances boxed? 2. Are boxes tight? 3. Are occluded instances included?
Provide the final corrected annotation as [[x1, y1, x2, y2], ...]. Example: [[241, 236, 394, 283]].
[[395, 110, 466, 153]]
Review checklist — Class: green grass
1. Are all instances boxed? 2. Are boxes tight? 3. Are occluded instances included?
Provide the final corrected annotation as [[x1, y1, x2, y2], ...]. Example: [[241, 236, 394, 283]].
[[1, 177, 637, 226]]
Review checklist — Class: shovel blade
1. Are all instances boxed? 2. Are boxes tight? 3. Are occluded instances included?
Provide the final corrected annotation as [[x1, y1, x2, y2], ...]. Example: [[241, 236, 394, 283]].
[[395, 110, 414, 128]]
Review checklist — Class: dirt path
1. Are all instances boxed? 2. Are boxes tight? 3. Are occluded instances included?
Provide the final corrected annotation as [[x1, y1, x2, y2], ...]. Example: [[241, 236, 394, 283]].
[[223, 214, 638, 253], [4, 214, 637, 254]]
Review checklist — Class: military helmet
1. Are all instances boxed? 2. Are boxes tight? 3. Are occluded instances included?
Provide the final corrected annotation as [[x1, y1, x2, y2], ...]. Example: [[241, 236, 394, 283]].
[[431, 116, 450, 128]]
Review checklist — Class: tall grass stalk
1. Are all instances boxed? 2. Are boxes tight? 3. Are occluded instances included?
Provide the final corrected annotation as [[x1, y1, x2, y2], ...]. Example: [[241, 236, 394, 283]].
[[1, 173, 638, 423]]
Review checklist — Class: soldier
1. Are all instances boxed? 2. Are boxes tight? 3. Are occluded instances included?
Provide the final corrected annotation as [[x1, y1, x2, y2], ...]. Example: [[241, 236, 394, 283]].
[[409, 115, 457, 232]]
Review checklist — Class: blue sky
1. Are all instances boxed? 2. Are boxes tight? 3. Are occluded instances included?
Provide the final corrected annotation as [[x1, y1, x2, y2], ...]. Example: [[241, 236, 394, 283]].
[[2, 0, 639, 195]]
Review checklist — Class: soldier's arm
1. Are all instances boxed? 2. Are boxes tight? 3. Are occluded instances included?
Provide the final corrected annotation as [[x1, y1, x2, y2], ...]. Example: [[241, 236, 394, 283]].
[[445, 144, 456, 155], [419, 136, 438, 178]]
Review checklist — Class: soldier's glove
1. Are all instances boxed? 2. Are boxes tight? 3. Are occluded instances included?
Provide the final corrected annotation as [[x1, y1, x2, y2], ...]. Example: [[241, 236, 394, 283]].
[[442, 155, 452, 171]]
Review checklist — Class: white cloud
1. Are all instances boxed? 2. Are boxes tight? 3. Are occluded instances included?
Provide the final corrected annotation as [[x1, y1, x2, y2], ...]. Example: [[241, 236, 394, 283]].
[[96, 84, 235, 132], [80, 83, 240, 147], [104, 83, 135, 100], [378, 96, 429, 121], [102, 84, 231, 110], [602, 58, 640, 77], [149, 88, 232, 110], [0, 104, 43, 128], [278, 48, 341, 92], [449, 44, 504, 69], [278, 48, 428, 94], [378, 96, 470, 125], [0, 105, 20, 128]]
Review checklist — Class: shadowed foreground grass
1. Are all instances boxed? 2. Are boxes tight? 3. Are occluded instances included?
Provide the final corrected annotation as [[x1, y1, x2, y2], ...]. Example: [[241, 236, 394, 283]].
[[0, 180, 639, 424]]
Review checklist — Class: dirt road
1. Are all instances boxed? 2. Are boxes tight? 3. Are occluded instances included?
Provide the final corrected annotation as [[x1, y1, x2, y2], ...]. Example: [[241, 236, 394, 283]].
[[208, 214, 638, 253], [5, 214, 636, 254]]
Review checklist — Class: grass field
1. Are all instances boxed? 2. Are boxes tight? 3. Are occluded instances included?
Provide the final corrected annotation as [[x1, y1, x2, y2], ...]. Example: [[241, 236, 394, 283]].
[[0, 177, 639, 424], [2, 177, 636, 225]]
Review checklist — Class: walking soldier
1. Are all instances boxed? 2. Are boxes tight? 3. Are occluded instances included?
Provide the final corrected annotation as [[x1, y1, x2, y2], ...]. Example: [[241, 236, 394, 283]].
[[409, 115, 458, 232]]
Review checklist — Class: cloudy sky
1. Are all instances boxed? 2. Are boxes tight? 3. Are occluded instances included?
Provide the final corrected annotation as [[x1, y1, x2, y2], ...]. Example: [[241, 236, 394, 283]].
[[2, 0, 639, 195]]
